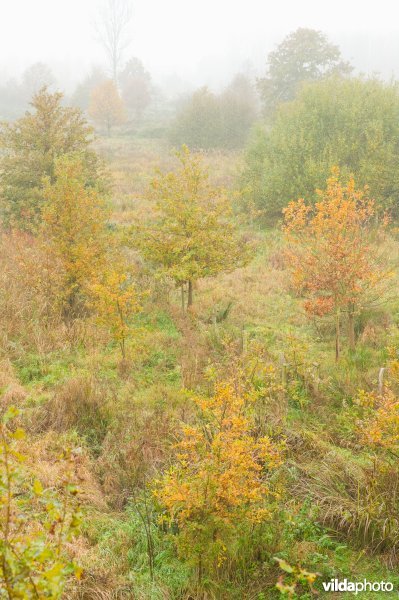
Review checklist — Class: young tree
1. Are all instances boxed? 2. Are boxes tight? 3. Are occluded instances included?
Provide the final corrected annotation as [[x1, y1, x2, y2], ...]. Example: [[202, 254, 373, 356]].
[[89, 254, 141, 359], [154, 382, 284, 581], [258, 28, 352, 115], [41, 154, 109, 319], [133, 146, 252, 311], [89, 79, 127, 135], [284, 169, 391, 360], [0, 87, 103, 230], [96, 0, 133, 82], [242, 78, 399, 222]]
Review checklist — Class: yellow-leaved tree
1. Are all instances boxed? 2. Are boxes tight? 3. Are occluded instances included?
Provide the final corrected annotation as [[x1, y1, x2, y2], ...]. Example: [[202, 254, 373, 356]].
[[89, 251, 141, 359], [284, 168, 391, 360], [133, 146, 252, 311], [154, 382, 284, 582], [41, 154, 109, 319]]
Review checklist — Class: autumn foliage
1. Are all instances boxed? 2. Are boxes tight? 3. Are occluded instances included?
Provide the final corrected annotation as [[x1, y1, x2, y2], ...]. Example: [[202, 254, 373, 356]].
[[4, 70, 399, 598], [154, 382, 284, 580], [41, 155, 109, 319], [134, 146, 252, 310], [355, 350, 399, 452], [0, 88, 102, 230], [89, 79, 127, 135], [89, 254, 141, 359], [284, 169, 390, 359]]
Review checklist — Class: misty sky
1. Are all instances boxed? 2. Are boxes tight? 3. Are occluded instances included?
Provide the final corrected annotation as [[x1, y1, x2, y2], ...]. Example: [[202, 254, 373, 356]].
[[1, 0, 399, 91]]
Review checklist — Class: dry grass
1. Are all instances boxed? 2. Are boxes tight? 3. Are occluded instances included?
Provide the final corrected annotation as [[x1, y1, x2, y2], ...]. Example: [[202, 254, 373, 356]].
[[45, 376, 107, 432], [2, 134, 399, 595], [289, 427, 399, 565], [0, 358, 27, 411], [17, 430, 107, 511], [94, 136, 243, 228], [194, 233, 304, 333]]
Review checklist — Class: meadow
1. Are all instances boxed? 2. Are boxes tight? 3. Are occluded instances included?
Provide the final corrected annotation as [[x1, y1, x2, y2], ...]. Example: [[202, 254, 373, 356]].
[[2, 25, 399, 598], [2, 122, 399, 599]]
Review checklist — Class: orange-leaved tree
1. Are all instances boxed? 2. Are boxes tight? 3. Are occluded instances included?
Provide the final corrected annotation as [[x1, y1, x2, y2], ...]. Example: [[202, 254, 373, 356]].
[[283, 168, 391, 360], [154, 382, 284, 582], [133, 146, 252, 311], [41, 154, 110, 319]]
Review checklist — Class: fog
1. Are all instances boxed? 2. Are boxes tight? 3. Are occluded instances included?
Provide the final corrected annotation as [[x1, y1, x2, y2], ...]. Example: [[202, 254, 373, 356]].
[[1, 0, 399, 93]]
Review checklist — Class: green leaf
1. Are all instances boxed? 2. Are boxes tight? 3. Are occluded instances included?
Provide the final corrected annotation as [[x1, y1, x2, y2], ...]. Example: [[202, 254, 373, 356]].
[[274, 557, 294, 573]]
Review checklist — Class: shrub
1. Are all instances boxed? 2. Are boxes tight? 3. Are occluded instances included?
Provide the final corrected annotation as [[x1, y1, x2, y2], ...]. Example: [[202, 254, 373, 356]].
[[242, 78, 399, 222], [0, 406, 81, 597]]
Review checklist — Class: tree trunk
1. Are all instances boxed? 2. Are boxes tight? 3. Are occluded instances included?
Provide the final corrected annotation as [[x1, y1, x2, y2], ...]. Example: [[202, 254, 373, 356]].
[[116, 299, 126, 359], [335, 308, 341, 362], [181, 283, 185, 313], [187, 280, 193, 308], [348, 303, 356, 351]]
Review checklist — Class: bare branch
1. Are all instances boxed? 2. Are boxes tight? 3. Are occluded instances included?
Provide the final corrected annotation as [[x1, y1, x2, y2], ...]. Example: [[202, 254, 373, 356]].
[[95, 0, 133, 83]]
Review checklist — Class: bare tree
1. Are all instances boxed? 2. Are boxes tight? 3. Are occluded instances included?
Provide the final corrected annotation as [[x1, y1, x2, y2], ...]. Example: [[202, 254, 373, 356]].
[[96, 0, 133, 83]]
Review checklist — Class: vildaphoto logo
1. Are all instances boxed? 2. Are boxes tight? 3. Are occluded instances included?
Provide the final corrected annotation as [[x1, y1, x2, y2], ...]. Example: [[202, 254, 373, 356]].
[[322, 579, 394, 594]]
